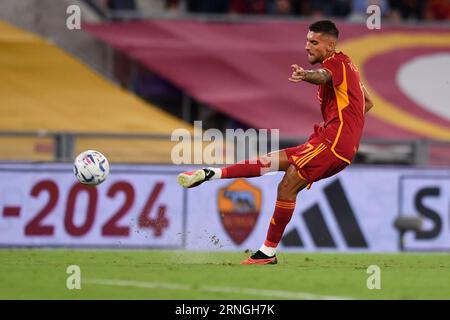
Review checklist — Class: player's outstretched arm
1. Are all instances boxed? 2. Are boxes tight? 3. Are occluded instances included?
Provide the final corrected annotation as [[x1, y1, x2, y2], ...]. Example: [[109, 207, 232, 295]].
[[289, 64, 331, 85], [361, 83, 374, 113]]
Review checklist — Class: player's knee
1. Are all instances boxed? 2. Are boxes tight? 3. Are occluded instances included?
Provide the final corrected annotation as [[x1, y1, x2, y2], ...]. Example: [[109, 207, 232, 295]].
[[261, 152, 284, 172], [258, 154, 271, 166], [257, 154, 275, 174]]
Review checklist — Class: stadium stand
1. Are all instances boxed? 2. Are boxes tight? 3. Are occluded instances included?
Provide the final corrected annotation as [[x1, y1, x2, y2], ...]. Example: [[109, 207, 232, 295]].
[[0, 1, 449, 166], [89, 0, 450, 21], [0, 20, 192, 163]]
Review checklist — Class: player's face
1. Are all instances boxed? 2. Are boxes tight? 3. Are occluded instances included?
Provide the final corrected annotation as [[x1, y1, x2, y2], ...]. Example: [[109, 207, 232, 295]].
[[305, 31, 334, 64]]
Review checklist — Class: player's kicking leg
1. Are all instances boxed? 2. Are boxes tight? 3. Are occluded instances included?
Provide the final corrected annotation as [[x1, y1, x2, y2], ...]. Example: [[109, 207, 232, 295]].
[[241, 164, 308, 265], [177, 150, 290, 188]]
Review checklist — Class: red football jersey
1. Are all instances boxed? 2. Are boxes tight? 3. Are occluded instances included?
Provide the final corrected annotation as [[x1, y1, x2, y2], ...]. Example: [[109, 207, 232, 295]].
[[314, 51, 365, 164]]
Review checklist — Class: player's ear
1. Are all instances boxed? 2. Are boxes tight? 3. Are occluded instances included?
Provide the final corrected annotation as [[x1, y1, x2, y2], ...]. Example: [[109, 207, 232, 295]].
[[327, 38, 336, 52]]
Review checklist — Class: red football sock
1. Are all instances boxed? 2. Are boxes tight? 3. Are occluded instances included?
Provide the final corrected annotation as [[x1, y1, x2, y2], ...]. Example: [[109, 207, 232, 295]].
[[221, 159, 271, 178], [264, 199, 296, 248]]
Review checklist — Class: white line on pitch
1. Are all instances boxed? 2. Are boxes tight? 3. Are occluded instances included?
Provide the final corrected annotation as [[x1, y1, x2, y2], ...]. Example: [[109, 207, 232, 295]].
[[84, 278, 353, 300]]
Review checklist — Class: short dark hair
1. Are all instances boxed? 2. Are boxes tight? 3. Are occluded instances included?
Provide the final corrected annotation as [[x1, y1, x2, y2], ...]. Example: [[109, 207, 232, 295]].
[[309, 20, 339, 39]]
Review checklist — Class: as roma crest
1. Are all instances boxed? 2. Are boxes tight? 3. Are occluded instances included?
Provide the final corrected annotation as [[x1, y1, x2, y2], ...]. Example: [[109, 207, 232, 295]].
[[218, 179, 262, 245]]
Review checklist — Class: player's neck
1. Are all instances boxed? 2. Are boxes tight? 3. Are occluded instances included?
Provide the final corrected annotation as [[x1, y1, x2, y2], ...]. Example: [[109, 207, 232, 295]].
[[320, 51, 336, 64]]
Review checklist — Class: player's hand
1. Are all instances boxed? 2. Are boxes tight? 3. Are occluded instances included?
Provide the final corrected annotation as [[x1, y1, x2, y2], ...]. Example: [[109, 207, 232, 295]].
[[289, 64, 306, 83]]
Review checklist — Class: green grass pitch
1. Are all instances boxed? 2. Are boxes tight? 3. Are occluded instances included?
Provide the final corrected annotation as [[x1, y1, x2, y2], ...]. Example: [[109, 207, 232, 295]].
[[1, 249, 449, 299]]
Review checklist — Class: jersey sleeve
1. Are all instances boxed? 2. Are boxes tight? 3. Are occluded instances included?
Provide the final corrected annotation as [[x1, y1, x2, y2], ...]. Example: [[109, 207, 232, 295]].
[[322, 57, 344, 87]]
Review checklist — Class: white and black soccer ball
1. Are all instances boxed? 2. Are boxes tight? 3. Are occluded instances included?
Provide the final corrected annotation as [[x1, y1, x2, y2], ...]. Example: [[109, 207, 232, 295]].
[[73, 150, 110, 186]]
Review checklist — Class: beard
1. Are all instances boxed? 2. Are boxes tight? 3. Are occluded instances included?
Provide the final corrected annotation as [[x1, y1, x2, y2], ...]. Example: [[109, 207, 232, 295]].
[[308, 51, 329, 64], [307, 55, 320, 64]]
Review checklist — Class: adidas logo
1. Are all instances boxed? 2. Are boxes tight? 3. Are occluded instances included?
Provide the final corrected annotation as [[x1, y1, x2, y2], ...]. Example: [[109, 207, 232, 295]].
[[281, 179, 368, 249]]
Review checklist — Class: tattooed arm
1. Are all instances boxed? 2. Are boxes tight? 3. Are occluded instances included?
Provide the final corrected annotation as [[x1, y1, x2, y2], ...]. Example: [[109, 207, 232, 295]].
[[288, 64, 331, 85]]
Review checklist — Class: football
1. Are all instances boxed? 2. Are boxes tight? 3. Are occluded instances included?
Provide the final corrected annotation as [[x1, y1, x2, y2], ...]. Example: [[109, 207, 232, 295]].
[[73, 150, 110, 186]]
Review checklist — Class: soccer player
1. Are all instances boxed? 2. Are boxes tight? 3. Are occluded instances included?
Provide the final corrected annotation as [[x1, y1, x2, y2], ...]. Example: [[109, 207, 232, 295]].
[[177, 20, 374, 265]]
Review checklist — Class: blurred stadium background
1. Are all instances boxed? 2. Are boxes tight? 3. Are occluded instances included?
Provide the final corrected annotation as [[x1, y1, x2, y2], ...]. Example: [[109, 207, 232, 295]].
[[0, 0, 450, 300]]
